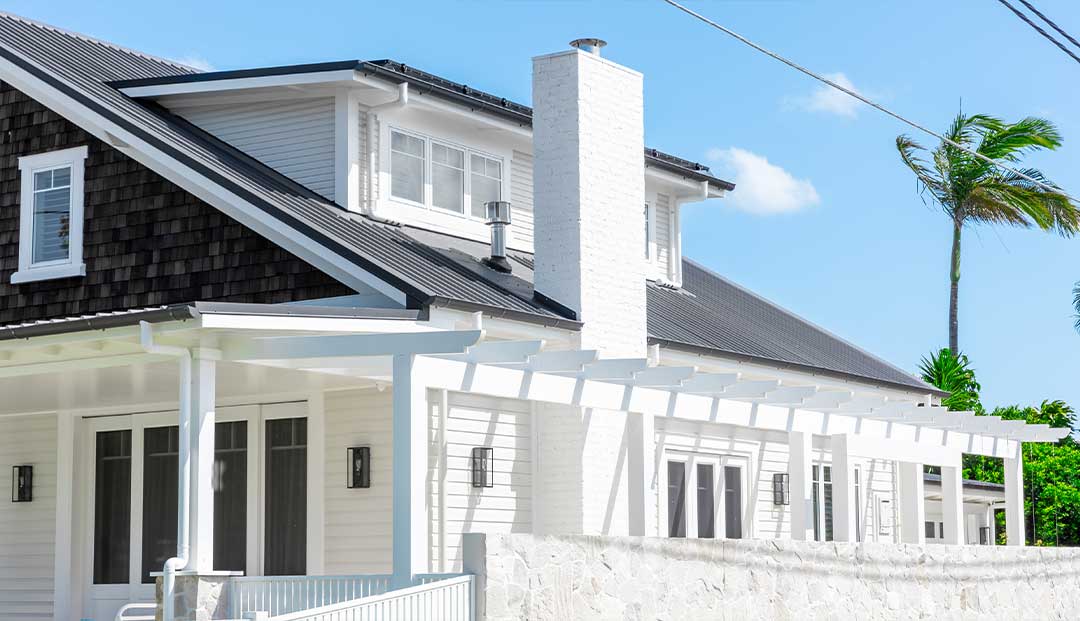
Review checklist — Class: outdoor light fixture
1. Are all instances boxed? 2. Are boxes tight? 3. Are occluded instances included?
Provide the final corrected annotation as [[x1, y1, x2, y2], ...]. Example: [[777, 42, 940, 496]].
[[11, 465, 31, 502], [471, 447, 494, 488], [347, 447, 371, 489], [773, 473, 790, 506]]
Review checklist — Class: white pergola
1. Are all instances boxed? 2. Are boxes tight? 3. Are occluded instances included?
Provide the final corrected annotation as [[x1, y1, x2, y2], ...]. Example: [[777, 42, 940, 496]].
[[0, 313, 1065, 589]]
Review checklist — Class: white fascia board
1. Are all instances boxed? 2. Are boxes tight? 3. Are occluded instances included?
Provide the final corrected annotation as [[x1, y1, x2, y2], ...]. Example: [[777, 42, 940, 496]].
[[0, 53, 410, 307], [118, 69, 360, 98], [645, 166, 714, 198], [197, 313, 443, 333], [221, 329, 482, 361]]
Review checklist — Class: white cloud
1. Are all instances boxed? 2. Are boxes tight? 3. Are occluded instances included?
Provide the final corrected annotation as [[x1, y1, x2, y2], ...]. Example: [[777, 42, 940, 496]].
[[789, 72, 862, 119], [707, 147, 819, 215], [173, 56, 215, 72]]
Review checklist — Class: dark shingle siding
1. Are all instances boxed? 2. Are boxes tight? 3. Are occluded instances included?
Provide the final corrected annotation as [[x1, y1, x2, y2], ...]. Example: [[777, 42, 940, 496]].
[[0, 84, 353, 325]]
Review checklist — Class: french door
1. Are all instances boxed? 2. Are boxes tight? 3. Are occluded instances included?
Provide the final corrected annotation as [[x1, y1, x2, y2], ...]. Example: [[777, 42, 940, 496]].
[[82, 403, 308, 621], [664, 452, 747, 540]]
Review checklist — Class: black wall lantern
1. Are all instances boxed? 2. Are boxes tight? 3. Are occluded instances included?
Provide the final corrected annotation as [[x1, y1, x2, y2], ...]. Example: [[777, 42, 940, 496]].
[[772, 473, 790, 506], [471, 447, 494, 488], [11, 465, 32, 502], [347, 447, 371, 489]]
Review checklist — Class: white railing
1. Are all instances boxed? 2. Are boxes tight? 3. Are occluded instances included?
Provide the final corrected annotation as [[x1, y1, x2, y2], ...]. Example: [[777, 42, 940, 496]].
[[229, 574, 392, 618], [114, 602, 156, 621], [267, 575, 474, 621]]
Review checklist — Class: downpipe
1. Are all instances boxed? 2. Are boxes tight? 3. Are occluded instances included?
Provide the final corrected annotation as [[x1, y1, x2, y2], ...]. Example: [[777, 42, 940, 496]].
[[365, 82, 409, 213], [140, 321, 192, 621]]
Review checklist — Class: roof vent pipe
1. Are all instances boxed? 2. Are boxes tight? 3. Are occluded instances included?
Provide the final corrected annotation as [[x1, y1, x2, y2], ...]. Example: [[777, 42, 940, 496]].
[[569, 38, 607, 55], [482, 200, 513, 273]]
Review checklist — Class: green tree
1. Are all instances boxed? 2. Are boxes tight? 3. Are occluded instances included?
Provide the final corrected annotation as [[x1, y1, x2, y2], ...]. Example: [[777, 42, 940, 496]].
[[918, 348, 982, 413], [897, 114, 1079, 353]]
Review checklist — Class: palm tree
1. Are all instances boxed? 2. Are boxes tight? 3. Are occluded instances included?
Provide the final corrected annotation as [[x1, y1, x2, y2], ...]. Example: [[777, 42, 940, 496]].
[[896, 113, 1079, 353]]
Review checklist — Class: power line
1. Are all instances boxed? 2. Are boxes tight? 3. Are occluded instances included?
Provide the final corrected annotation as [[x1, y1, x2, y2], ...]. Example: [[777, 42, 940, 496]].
[[996, 0, 1080, 66], [1017, 0, 1080, 52], [659, 0, 1077, 202]]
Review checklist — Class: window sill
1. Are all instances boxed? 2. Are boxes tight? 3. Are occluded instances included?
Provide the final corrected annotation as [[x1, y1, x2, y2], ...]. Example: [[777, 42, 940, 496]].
[[11, 262, 86, 284]]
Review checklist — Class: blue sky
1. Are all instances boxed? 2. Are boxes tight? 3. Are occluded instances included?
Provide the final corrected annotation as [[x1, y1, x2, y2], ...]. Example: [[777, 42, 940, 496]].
[[10, 0, 1080, 415]]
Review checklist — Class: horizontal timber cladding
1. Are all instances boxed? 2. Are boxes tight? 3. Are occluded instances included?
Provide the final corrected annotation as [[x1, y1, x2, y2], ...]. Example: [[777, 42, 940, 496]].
[[0, 84, 354, 325]]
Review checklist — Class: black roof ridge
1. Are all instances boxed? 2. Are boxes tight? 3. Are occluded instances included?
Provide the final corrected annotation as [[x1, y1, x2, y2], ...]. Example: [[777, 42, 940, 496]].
[[108, 57, 735, 191], [680, 256, 939, 394]]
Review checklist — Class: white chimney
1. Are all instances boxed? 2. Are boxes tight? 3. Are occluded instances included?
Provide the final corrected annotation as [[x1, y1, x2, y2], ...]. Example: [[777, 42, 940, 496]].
[[532, 40, 647, 358]]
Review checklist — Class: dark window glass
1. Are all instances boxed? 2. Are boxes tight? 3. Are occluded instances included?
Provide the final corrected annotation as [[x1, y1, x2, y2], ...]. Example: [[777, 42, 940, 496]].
[[925, 521, 936, 539], [667, 461, 686, 538], [94, 430, 131, 584], [696, 464, 715, 539], [265, 418, 307, 575], [823, 466, 834, 542], [142, 426, 179, 583], [724, 466, 743, 539], [812, 465, 821, 542], [938, 522, 944, 539], [214, 421, 248, 572]]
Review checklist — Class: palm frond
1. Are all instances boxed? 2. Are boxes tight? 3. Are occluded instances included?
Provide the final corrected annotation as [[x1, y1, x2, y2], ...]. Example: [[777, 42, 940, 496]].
[[896, 135, 948, 207], [1073, 282, 1080, 334], [977, 117, 1063, 163]]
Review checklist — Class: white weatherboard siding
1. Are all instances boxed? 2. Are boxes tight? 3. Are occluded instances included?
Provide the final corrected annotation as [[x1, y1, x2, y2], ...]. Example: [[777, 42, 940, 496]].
[[654, 193, 672, 279], [0, 414, 57, 621], [171, 97, 337, 200], [510, 151, 534, 248], [323, 388, 394, 574], [431, 392, 532, 572]]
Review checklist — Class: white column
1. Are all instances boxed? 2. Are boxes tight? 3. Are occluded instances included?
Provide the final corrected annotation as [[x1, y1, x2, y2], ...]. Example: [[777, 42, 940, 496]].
[[830, 434, 857, 542], [187, 349, 218, 572], [52, 414, 76, 621], [392, 354, 429, 587], [940, 464, 965, 545], [989, 505, 998, 545], [788, 431, 814, 541], [1004, 446, 1026, 546], [628, 411, 656, 536], [306, 391, 326, 575], [898, 462, 926, 544]]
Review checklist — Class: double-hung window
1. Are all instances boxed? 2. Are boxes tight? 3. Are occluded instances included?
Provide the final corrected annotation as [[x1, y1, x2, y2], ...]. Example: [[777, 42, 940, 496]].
[[13, 146, 88, 283], [665, 454, 745, 539], [388, 128, 503, 218]]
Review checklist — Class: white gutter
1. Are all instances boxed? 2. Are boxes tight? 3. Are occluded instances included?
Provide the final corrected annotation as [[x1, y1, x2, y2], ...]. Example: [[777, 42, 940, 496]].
[[365, 82, 409, 214], [139, 321, 192, 621]]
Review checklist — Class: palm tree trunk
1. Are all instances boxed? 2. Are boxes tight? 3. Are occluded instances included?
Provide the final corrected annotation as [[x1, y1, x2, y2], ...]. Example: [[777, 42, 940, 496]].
[[949, 218, 962, 353]]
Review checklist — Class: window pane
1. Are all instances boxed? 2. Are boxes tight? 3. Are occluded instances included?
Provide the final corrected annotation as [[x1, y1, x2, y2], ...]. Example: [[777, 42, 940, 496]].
[[214, 421, 247, 572], [432, 144, 465, 214], [390, 151, 424, 203], [470, 174, 500, 219], [265, 418, 307, 575], [667, 461, 686, 538], [142, 426, 178, 583], [94, 430, 131, 584], [812, 465, 821, 541], [391, 131, 424, 157], [696, 464, 714, 539], [51, 167, 71, 187], [33, 169, 52, 190], [925, 521, 935, 539], [724, 466, 743, 539], [823, 479, 834, 542], [32, 185, 72, 263]]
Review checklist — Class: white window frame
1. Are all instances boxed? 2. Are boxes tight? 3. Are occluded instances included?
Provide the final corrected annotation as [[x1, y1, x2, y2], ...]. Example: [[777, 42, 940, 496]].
[[386, 126, 504, 221], [660, 451, 748, 540], [13, 146, 89, 284]]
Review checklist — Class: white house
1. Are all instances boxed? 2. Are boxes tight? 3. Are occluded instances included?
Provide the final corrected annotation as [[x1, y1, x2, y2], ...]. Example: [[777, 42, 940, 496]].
[[0, 13, 1069, 621]]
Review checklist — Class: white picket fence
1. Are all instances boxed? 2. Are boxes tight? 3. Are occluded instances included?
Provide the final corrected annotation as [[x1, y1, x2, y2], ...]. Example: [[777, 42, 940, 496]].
[[229, 573, 469, 619], [267, 575, 475, 621]]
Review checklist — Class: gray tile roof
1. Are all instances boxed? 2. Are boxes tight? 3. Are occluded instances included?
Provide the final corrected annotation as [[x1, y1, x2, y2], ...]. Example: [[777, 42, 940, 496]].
[[0, 12, 934, 394]]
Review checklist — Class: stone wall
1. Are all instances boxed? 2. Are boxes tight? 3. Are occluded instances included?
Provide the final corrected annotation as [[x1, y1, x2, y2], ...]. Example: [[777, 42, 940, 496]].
[[464, 533, 1080, 620]]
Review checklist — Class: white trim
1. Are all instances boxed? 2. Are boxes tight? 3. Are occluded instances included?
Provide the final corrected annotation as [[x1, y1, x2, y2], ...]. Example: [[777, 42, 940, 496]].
[[306, 391, 326, 575], [52, 412, 76, 621], [117, 69, 360, 98], [12, 145, 88, 284], [0, 53, 410, 306]]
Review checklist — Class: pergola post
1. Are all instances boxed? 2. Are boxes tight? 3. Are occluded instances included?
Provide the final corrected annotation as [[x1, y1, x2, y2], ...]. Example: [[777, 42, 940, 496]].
[[788, 431, 814, 541], [392, 354, 429, 587], [898, 462, 926, 544], [1004, 446, 1026, 546], [186, 348, 218, 571], [940, 464, 965, 545], [628, 411, 656, 536], [830, 434, 857, 542]]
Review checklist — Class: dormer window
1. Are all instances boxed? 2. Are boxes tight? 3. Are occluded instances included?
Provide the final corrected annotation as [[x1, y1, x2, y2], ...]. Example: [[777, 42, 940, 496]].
[[388, 128, 502, 220], [12, 146, 88, 284]]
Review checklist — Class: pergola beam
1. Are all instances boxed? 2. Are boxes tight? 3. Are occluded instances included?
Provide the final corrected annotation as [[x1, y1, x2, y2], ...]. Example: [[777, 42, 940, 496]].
[[435, 340, 544, 365], [222, 330, 483, 361]]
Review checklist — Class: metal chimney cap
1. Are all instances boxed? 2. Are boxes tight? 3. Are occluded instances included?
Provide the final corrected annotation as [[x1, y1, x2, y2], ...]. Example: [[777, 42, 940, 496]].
[[484, 200, 512, 226], [569, 38, 607, 55]]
